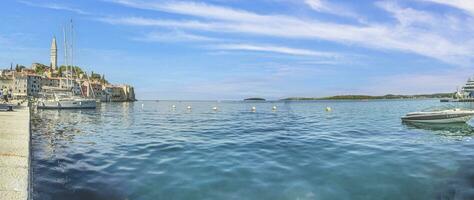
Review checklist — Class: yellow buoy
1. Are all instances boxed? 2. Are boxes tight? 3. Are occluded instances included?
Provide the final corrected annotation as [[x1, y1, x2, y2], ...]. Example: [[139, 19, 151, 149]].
[[326, 107, 332, 112]]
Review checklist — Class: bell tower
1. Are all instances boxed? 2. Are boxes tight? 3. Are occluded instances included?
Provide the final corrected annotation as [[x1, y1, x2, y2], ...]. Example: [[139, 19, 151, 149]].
[[50, 36, 57, 70]]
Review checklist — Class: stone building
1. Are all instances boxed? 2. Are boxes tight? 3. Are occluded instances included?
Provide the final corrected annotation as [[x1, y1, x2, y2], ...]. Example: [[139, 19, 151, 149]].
[[104, 85, 136, 102], [12, 74, 42, 98], [41, 77, 60, 88], [81, 81, 105, 100]]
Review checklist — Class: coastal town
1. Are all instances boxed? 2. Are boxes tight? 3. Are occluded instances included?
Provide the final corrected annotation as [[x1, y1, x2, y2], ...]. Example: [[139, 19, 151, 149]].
[[0, 36, 135, 104]]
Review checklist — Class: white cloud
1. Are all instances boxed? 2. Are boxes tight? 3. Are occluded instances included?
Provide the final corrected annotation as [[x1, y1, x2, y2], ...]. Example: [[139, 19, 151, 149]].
[[101, 0, 474, 66], [104, 0, 269, 23], [421, 0, 474, 15], [304, 0, 363, 20], [18, 0, 90, 15], [305, 0, 325, 11], [211, 43, 339, 57], [376, 1, 436, 26], [134, 30, 218, 43]]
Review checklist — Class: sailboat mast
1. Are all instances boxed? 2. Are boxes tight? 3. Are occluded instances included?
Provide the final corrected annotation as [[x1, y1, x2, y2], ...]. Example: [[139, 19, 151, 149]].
[[63, 26, 68, 88], [70, 19, 74, 79]]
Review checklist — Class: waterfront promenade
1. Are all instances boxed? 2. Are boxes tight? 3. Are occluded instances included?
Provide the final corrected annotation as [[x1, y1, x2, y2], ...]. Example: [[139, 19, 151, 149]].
[[0, 107, 30, 200]]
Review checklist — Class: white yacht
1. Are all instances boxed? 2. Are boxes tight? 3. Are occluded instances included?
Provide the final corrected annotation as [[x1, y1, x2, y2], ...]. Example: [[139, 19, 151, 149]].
[[402, 107, 474, 123], [445, 76, 474, 101], [37, 88, 96, 109], [461, 77, 474, 99]]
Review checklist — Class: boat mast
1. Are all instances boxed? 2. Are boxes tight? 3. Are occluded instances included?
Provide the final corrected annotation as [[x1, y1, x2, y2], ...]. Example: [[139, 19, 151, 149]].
[[71, 19, 74, 75], [70, 19, 74, 93], [70, 19, 74, 79], [63, 25, 68, 88]]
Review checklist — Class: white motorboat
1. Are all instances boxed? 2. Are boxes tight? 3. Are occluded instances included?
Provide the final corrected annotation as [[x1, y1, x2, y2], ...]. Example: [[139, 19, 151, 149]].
[[401, 108, 474, 123]]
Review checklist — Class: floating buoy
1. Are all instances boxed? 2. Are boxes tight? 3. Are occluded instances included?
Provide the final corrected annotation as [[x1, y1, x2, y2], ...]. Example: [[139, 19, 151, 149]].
[[213, 106, 218, 111], [172, 105, 176, 109], [187, 105, 192, 110], [141, 104, 144, 109], [251, 106, 256, 112], [326, 107, 332, 112], [272, 106, 277, 111]]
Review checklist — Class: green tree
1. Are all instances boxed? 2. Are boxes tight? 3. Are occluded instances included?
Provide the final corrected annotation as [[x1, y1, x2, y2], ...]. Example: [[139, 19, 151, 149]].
[[15, 64, 26, 72], [33, 63, 48, 75]]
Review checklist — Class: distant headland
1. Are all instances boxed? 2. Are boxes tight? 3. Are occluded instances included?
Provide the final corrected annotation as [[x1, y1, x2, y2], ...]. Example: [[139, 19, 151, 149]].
[[244, 97, 266, 101], [281, 93, 454, 101]]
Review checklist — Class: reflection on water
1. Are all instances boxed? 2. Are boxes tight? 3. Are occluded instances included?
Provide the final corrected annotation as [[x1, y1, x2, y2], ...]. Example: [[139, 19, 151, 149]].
[[31, 100, 474, 200], [403, 122, 474, 136]]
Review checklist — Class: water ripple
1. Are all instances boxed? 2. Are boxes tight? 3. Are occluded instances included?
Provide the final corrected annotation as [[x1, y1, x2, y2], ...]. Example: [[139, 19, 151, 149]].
[[31, 100, 474, 200]]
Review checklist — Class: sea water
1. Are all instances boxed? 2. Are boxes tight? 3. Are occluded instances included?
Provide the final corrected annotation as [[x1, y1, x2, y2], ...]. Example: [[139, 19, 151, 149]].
[[31, 100, 474, 200]]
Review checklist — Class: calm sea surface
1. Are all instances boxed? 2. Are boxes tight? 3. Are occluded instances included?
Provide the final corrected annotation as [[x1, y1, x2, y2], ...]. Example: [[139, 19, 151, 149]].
[[31, 100, 474, 200]]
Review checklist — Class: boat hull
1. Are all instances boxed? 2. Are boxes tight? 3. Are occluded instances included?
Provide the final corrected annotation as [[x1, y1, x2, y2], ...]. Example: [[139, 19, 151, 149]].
[[401, 113, 474, 123], [37, 100, 97, 109]]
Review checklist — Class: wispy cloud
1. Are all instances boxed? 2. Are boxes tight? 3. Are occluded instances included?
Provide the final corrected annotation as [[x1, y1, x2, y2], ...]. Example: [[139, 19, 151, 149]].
[[211, 43, 339, 57], [134, 30, 218, 43], [18, 0, 90, 15], [304, 0, 363, 21], [105, 0, 270, 22], [102, 0, 474, 66], [421, 0, 474, 15], [376, 1, 436, 26]]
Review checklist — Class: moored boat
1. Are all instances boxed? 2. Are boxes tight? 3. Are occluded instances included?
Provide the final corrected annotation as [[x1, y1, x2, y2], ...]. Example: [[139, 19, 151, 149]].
[[36, 88, 96, 109], [401, 108, 474, 123], [37, 98, 96, 109]]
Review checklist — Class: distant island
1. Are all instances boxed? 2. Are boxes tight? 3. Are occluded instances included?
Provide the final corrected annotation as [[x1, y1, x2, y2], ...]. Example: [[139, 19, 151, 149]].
[[244, 97, 266, 101], [282, 93, 454, 101]]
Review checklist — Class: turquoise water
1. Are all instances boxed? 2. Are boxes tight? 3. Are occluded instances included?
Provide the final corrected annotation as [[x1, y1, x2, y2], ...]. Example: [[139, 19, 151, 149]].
[[32, 100, 474, 200]]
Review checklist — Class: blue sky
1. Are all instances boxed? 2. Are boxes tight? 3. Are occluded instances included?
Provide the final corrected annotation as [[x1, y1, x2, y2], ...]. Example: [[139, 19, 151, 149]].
[[1, 0, 474, 100]]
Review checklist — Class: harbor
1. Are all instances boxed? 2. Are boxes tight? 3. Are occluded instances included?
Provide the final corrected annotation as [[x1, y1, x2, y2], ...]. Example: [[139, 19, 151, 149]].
[[4, 0, 474, 199], [0, 19, 138, 200], [0, 20, 136, 108]]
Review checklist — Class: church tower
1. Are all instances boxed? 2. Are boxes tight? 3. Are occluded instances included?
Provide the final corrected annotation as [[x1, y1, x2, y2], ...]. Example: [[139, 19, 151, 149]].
[[50, 36, 57, 70]]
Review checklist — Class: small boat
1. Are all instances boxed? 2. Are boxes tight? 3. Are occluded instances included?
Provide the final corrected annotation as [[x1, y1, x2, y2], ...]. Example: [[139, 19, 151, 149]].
[[401, 108, 474, 123]]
